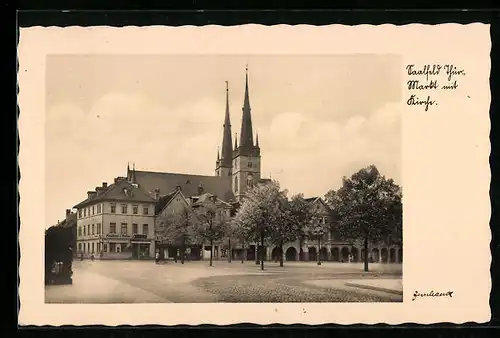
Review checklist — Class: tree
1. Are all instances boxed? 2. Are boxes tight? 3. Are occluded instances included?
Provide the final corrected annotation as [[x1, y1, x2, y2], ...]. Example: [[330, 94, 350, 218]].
[[232, 180, 285, 270], [192, 196, 228, 267], [325, 165, 402, 272], [155, 206, 198, 264], [267, 191, 301, 267], [288, 194, 317, 261], [307, 216, 329, 265]]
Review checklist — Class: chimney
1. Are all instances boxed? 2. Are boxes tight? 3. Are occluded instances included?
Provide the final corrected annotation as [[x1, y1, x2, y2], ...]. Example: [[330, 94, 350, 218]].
[[154, 188, 160, 200], [66, 209, 71, 216], [176, 185, 182, 191], [87, 191, 97, 199], [102, 182, 108, 188]]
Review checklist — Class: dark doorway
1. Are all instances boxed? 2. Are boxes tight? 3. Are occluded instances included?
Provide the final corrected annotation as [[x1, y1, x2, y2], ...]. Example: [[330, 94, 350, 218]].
[[371, 248, 380, 262], [351, 247, 359, 262], [398, 248, 403, 263], [271, 247, 282, 262], [308, 247, 317, 261], [319, 247, 328, 261], [341, 247, 349, 262], [381, 248, 389, 263], [247, 245, 256, 261], [285, 247, 297, 261], [389, 248, 396, 263], [331, 247, 340, 262]]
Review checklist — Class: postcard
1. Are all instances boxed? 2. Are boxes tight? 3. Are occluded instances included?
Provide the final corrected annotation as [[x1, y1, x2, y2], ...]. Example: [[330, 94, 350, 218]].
[[18, 23, 491, 325]]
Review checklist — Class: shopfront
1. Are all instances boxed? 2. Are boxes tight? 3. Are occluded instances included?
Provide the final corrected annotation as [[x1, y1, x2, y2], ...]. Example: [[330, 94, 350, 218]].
[[130, 234, 152, 260]]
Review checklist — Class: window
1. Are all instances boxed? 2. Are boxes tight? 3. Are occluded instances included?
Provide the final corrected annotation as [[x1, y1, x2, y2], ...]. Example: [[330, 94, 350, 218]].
[[78, 227, 81, 237], [78, 243, 82, 252], [78, 210, 82, 218], [132, 224, 138, 234], [84, 208, 87, 217], [121, 223, 127, 235], [121, 204, 128, 214], [92, 206, 95, 215], [110, 223, 116, 234], [91, 243, 95, 253], [87, 225, 90, 235], [109, 243, 115, 252], [91, 224, 95, 235], [133, 205, 138, 214], [143, 224, 149, 236], [97, 223, 101, 234], [248, 162, 253, 168], [116, 244, 121, 253], [143, 207, 149, 215], [97, 204, 101, 213], [110, 204, 116, 213], [104, 244, 108, 252], [83, 226, 86, 236], [235, 176, 238, 192]]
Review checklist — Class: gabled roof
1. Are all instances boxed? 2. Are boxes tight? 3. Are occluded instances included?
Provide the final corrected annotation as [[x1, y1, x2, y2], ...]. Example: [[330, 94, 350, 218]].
[[155, 190, 179, 215], [73, 179, 156, 209], [304, 196, 332, 212], [134, 170, 235, 202], [191, 192, 232, 208]]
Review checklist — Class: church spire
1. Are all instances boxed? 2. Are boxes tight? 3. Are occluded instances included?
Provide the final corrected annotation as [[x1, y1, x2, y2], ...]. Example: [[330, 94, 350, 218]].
[[256, 132, 259, 148], [220, 81, 233, 168], [239, 65, 254, 151], [234, 133, 238, 150]]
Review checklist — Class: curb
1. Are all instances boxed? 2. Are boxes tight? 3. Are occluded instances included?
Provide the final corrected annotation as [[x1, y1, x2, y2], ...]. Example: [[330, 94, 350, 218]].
[[344, 282, 403, 295]]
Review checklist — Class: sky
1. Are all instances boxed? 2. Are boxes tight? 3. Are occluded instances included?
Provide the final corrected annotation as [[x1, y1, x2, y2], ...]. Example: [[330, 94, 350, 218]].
[[45, 54, 402, 226]]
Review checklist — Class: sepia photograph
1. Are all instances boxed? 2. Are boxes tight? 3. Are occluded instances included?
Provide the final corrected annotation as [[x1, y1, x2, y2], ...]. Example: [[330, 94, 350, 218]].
[[43, 54, 403, 304]]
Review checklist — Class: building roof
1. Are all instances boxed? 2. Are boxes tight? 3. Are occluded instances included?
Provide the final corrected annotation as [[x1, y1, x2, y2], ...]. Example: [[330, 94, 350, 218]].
[[134, 170, 235, 202], [73, 178, 157, 209]]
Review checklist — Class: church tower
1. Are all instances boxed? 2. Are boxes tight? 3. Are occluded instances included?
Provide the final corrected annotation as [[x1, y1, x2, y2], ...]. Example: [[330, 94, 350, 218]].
[[232, 66, 261, 201], [215, 81, 233, 178]]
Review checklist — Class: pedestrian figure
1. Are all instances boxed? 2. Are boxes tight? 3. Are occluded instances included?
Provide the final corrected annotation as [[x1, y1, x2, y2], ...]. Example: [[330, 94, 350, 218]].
[[155, 252, 160, 264], [80, 252, 84, 261]]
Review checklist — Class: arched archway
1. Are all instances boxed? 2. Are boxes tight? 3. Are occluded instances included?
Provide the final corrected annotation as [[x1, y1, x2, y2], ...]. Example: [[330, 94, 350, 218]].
[[319, 247, 328, 261], [285, 247, 297, 261], [389, 248, 396, 263], [341, 247, 349, 262], [271, 247, 282, 262], [371, 248, 380, 262], [351, 247, 359, 262], [308, 247, 317, 261], [398, 248, 402, 263], [381, 248, 389, 263], [331, 247, 340, 262]]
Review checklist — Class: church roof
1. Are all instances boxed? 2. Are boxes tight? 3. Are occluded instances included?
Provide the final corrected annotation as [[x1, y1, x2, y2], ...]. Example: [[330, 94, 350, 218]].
[[134, 170, 235, 202], [73, 178, 156, 209]]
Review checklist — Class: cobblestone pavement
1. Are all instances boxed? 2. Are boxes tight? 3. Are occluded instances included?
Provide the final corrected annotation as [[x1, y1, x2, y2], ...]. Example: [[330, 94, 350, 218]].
[[45, 260, 402, 303]]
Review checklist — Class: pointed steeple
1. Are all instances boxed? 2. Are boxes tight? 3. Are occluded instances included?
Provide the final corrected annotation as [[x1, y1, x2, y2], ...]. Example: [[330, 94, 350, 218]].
[[127, 162, 131, 180], [239, 65, 254, 151], [217, 146, 220, 161], [256, 132, 259, 148], [220, 81, 233, 168], [234, 133, 238, 150]]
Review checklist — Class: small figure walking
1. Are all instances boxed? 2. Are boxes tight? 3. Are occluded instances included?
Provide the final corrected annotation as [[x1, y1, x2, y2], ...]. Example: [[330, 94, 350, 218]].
[[155, 252, 160, 264]]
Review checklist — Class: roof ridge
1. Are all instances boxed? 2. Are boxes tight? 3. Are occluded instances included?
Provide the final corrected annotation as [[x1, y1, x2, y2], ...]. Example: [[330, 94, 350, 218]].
[[135, 170, 223, 179]]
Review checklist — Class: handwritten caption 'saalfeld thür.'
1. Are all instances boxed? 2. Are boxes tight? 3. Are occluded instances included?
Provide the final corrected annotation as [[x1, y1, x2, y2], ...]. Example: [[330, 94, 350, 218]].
[[406, 64, 466, 111]]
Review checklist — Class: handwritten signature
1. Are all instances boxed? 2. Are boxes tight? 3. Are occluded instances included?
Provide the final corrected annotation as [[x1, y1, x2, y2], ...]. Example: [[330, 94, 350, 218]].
[[412, 290, 454, 301]]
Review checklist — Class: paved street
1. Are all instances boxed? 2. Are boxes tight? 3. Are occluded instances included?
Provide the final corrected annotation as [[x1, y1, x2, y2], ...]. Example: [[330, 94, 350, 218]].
[[45, 260, 403, 303]]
